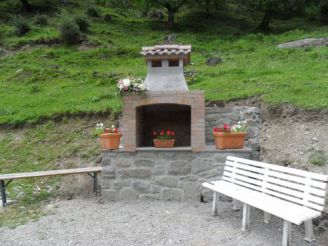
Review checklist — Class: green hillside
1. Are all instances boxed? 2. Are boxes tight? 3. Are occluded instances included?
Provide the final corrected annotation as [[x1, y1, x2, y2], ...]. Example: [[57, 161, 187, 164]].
[[0, 1, 327, 126]]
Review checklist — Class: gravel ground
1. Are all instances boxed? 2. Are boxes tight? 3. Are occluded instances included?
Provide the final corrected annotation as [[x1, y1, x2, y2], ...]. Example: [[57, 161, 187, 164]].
[[0, 198, 324, 246]]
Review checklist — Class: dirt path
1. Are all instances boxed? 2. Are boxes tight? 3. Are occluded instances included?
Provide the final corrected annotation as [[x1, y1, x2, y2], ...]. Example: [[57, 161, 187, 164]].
[[0, 198, 324, 246]]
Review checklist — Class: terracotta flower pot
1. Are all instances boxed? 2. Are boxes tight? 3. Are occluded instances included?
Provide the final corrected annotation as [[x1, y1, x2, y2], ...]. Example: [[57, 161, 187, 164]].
[[153, 139, 175, 148], [213, 132, 246, 149], [99, 133, 122, 150]]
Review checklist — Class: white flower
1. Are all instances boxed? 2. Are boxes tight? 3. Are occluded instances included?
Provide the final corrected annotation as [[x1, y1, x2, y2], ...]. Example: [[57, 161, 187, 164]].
[[123, 79, 130, 87], [138, 83, 146, 91]]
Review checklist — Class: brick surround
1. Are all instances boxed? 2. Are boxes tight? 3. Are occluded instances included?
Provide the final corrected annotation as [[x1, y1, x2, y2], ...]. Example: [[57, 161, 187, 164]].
[[122, 91, 205, 152]]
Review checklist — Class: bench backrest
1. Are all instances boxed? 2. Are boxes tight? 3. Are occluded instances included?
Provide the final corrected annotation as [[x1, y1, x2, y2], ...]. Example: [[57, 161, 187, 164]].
[[222, 156, 328, 212]]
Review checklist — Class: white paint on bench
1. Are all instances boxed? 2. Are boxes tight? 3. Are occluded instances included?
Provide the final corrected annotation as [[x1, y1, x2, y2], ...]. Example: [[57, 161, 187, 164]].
[[202, 156, 328, 246]]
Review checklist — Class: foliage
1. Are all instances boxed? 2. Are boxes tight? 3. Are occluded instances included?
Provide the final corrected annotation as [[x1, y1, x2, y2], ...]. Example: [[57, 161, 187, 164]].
[[309, 150, 327, 166], [74, 16, 90, 32], [319, 0, 328, 24], [86, 6, 100, 17], [153, 129, 176, 140], [213, 121, 248, 133], [95, 123, 120, 135], [59, 20, 81, 44], [35, 15, 48, 27], [117, 76, 147, 94], [13, 17, 31, 36]]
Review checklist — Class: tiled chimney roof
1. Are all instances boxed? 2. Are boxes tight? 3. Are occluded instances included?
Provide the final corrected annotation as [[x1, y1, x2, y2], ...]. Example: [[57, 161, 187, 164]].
[[140, 45, 191, 57]]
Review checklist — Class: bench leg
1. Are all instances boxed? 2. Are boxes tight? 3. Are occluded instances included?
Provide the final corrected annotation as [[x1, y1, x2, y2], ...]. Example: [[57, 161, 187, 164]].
[[93, 172, 98, 194], [212, 192, 219, 216], [232, 199, 241, 211], [282, 220, 292, 246], [264, 212, 271, 224], [304, 220, 314, 242], [0, 180, 7, 207], [242, 204, 250, 231]]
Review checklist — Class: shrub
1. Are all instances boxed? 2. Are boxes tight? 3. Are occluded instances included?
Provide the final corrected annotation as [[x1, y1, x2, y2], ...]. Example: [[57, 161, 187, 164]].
[[319, 0, 328, 24], [104, 14, 112, 22], [59, 20, 81, 44], [86, 6, 100, 17], [309, 150, 327, 166], [14, 18, 31, 36], [74, 16, 89, 32], [35, 15, 48, 27]]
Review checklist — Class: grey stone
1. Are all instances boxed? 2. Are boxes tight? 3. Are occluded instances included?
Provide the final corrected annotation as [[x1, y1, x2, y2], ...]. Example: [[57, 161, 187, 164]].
[[118, 168, 151, 179], [161, 188, 182, 201], [112, 181, 123, 189], [178, 175, 199, 182], [168, 160, 191, 175], [152, 165, 165, 175], [119, 187, 137, 201], [102, 166, 115, 179], [191, 158, 215, 174], [182, 182, 200, 201], [132, 180, 150, 193], [102, 157, 111, 166], [278, 38, 328, 48], [138, 194, 160, 200], [206, 57, 223, 66], [114, 158, 133, 168], [101, 180, 111, 189], [155, 176, 178, 188], [136, 152, 157, 158], [150, 184, 161, 194], [158, 152, 177, 159], [102, 189, 117, 201], [135, 158, 156, 167]]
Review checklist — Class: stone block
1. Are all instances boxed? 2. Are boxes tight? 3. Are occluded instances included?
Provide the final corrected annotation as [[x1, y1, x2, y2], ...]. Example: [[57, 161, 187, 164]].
[[182, 182, 200, 201], [191, 158, 215, 174], [135, 158, 156, 167], [168, 160, 191, 175], [118, 168, 151, 179], [102, 157, 111, 166], [155, 176, 178, 188], [161, 188, 182, 201], [138, 194, 160, 200], [150, 184, 161, 194], [119, 187, 137, 201], [114, 158, 133, 168], [102, 189, 117, 201], [132, 180, 150, 193], [178, 175, 199, 182], [152, 165, 165, 175]]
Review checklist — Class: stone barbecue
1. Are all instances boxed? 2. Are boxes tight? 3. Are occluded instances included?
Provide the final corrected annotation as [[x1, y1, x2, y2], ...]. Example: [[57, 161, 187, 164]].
[[122, 45, 205, 152], [101, 45, 260, 202]]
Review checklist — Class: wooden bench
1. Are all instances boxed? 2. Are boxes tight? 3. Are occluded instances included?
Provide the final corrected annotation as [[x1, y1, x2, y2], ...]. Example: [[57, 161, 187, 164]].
[[0, 166, 102, 207], [202, 156, 328, 246]]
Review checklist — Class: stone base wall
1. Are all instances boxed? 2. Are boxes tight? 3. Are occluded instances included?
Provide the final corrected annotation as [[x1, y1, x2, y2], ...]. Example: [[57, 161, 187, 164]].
[[101, 149, 251, 202]]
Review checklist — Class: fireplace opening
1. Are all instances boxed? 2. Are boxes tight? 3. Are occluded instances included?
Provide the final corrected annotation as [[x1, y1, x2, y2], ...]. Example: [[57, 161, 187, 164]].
[[136, 104, 191, 147]]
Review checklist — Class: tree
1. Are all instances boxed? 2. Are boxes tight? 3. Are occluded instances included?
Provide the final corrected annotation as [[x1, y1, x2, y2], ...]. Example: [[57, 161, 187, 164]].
[[154, 0, 189, 26], [21, 0, 33, 13], [319, 0, 328, 24]]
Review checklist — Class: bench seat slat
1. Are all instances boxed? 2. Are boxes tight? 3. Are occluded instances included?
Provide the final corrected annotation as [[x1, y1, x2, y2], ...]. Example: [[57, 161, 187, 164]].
[[0, 167, 103, 180], [203, 180, 321, 225]]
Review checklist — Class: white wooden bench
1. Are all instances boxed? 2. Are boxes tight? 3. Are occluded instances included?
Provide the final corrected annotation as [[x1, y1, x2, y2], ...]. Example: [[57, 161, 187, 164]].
[[202, 156, 328, 246], [0, 166, 103, 207]]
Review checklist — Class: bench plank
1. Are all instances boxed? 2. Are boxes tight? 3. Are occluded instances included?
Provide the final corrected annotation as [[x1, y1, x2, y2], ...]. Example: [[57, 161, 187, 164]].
[[0, 167, 102, 180]]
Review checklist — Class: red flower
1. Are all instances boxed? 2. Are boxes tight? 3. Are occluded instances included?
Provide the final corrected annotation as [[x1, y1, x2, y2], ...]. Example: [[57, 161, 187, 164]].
[[153, 131, 157, 136], [160, 130, 164, 136], [171, 131, 175, 136], [213, 127, 223, 132], [167, 130, 171, 136], [223, 123, 231, 133]]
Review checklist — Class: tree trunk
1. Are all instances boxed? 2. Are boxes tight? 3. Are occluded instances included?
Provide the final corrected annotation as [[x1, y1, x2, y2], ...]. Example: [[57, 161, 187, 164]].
[[21, 0, 33, 13], [205, 0, 211, 18], [168, 9, 175, 26], [257, 10, 273, 31]]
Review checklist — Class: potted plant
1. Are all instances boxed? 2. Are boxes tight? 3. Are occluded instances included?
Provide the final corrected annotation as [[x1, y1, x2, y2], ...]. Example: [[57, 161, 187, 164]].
[[153, 129, 175, 148], [213, 121, 247, 149], [95, 123, 122, 150]]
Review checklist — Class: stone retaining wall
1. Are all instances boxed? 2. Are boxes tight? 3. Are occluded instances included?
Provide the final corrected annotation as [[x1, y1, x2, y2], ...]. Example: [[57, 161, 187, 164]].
[[101, 149, 251, 202], [205, 107, 261, 160]]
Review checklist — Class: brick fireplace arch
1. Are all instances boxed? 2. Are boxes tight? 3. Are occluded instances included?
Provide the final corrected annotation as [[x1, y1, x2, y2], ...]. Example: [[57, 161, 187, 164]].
[[122, 91, 205, 152]]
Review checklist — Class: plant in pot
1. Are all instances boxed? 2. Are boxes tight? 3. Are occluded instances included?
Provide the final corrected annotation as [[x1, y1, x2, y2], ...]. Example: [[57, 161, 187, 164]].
[[213, 121, 247, 149], [117, 76, 147, 95], [153, 129, 175, 148], [95, 123, 122, 150]]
